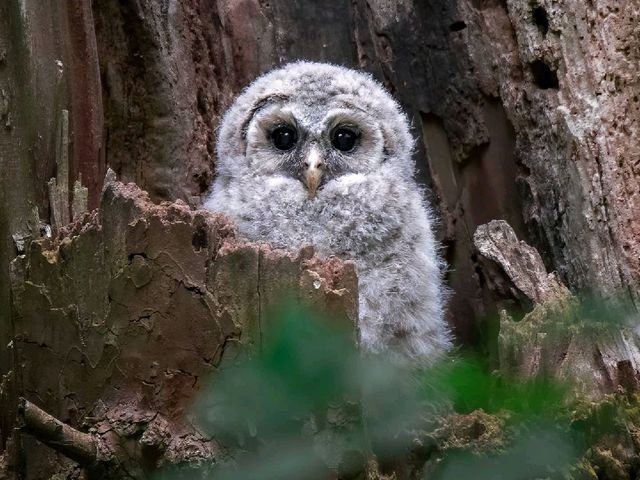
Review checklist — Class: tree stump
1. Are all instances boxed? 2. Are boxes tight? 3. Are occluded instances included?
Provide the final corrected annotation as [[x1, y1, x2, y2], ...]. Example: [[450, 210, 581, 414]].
[[3, 177, 358, 478]]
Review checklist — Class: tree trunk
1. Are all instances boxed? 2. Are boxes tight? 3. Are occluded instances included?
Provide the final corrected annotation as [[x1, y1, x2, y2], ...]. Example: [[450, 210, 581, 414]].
[[1, 0, 638, 478], [5, 175, 358, 478], [94, 0, 640, 342]]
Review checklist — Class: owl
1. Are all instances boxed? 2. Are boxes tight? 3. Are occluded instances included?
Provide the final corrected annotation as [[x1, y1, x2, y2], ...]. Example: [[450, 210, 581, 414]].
[[205, 61, 451, 360]]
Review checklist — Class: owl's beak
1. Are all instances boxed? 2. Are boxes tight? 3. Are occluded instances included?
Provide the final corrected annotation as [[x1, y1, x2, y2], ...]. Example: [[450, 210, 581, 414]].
[[303, 147, 324, 198]]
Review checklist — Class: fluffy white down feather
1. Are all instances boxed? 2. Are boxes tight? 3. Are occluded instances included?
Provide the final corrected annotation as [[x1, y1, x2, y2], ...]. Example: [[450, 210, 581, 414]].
[[205, 61, 451, 360]]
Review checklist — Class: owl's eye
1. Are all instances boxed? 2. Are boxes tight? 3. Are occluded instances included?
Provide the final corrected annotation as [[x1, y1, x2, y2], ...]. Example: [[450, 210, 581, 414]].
[[270, 126, 298, 151], [332, 127, 359, 152]]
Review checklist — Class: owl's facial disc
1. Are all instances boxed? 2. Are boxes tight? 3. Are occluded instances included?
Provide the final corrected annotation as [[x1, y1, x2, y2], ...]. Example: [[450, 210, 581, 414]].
[[303, 145, 324, 198]]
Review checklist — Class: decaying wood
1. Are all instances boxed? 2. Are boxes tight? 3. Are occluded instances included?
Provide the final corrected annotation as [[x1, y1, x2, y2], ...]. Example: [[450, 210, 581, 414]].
[[2, 0, 640, 477], [474, 220, 571, 305], [6, 174, 358, 476], [48, 110, 89, 228], [48, 109, 71, 228], [72, 177, 89, 221], [474, 220, 640, 398]]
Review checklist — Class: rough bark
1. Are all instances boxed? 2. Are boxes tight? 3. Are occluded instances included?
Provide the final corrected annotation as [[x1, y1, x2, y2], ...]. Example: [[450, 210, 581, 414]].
[[5, 177, 357, 478], [474, 220, 640, 398], [1, 0, 639, 477], [0, 1, 104, 467], [461, 0, 640, 301]]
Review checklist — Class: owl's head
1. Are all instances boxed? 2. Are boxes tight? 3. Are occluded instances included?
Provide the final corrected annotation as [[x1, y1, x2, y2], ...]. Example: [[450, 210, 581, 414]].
[[216, 61, 415, 197]]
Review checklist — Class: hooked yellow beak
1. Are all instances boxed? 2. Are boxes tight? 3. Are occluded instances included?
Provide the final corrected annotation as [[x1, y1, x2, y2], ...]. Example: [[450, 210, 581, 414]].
[[304, 147, 324, 198]]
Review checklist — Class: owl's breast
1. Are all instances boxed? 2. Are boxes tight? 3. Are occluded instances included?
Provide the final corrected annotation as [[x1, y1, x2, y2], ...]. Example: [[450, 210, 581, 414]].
[[209, 173, 410, 262]]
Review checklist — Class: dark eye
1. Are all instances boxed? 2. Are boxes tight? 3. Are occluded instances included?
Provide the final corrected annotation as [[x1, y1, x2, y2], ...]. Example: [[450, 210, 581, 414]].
[[332, 127, 359, 152], [270, 126, 297, 151]]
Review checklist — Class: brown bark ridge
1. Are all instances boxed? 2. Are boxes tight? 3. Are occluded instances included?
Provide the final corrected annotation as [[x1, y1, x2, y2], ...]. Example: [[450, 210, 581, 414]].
[[0, 0, 104, 461], [475, 220, 640, 398], [3, 174, 357, 478], [458, 0, 640, 303]]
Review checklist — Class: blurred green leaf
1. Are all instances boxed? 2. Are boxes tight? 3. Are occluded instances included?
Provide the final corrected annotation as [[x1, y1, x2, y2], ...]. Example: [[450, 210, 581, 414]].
[[418, 354, 568, 418], [431, 426, 579, 480], [156, 296, 638, 479]]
